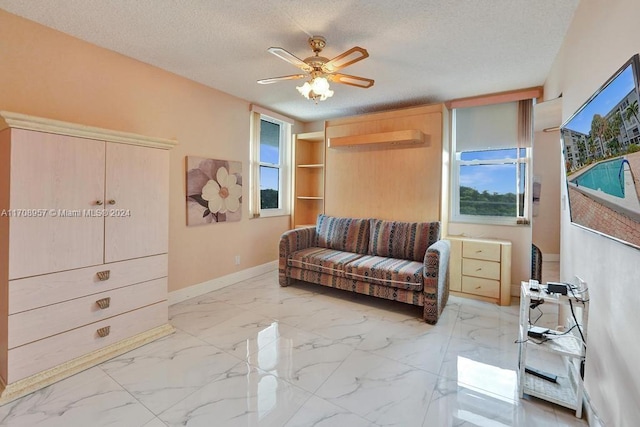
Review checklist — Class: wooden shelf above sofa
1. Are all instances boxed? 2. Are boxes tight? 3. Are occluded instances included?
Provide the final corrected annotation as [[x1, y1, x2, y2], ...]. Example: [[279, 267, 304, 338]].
[[327, 129, 427, 148]]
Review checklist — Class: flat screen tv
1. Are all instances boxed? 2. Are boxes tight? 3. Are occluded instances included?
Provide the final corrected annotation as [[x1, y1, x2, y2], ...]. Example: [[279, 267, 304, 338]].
[[560, 54, 640, 250]]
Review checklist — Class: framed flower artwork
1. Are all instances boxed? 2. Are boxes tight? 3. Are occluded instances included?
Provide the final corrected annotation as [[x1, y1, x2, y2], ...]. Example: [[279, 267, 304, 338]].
[[186, 156, 242, 225]]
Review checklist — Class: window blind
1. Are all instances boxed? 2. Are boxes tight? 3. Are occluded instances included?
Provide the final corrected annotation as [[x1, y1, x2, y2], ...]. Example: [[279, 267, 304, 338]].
[[454, 101, 519, 151]]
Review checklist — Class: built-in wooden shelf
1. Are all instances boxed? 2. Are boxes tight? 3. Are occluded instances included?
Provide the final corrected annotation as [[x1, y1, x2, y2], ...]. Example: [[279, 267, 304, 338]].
[[296, 131, 324, 142], [293, 130, 325, 230], [328, 129, 427, 148]]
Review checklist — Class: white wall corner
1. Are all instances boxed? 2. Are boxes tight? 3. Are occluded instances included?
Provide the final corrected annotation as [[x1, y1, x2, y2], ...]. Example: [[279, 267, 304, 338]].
[[168, 261, 278, 305]]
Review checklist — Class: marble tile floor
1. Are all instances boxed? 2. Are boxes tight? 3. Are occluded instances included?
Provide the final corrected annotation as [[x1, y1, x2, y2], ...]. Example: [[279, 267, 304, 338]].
[[0, 270, 587, 427]]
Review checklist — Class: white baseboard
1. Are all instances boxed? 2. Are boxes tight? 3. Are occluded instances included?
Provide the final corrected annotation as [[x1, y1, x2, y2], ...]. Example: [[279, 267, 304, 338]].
[[168, 261, 277, 305], [543, 253, 560, 262]]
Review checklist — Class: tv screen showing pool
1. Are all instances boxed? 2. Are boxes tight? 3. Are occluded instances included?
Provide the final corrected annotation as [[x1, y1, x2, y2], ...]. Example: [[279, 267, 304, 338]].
[[560, 54, 640, 250]]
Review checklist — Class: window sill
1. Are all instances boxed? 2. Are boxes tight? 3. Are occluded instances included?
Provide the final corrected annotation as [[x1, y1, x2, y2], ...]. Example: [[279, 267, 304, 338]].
[[251, 210, 290, 219], [450, 216, 530, 227]]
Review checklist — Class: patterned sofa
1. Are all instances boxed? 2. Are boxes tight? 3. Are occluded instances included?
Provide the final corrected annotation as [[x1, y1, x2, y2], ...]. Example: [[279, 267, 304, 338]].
[[279, 214, 450, 324]]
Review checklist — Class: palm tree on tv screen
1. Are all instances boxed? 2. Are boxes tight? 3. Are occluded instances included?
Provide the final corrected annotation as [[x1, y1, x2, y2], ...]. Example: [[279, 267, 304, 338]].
[[590, 114, 608, 159], [577, 139, 587, 166], [607, 112, 623, 155], [626, 100, 640, 126], [587, 135, 598, 160]]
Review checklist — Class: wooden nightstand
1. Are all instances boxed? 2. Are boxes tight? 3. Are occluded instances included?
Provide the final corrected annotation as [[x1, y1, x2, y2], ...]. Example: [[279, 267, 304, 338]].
[[446, 236, 512, 305]]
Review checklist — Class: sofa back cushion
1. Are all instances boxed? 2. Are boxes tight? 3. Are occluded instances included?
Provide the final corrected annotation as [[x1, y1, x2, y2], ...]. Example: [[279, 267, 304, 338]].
[[369, 219, 440, 262], [316, 214, 370, 254]]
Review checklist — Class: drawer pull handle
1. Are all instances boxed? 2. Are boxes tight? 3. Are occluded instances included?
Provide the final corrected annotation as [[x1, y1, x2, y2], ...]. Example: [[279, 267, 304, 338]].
[[476, 268, 482, 271], [97, 326, 111, 338], [108, 199, 116, 205], [96, 297, 111, 309], [476, 250, 483, 253], [475, 286, 481, 289], [95, 200, 103, 206], [96, 270, 110, 281]]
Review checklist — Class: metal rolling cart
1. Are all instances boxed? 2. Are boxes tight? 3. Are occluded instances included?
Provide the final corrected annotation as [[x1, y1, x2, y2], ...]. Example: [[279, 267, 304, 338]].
[[517, 279, 589, 418]]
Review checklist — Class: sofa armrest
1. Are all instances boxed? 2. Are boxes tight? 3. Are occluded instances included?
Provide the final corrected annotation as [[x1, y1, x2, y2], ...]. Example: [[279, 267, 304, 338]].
[[278, 226, 317, 287], [422, 239, 451, 324]]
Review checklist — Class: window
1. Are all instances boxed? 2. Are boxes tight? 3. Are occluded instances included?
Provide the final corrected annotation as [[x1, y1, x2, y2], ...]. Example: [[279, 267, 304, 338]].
[[258, 118, 283, 210], [456, 148, 527, 218], [250, 106, 292, 217], [451, 100, 532, 225]]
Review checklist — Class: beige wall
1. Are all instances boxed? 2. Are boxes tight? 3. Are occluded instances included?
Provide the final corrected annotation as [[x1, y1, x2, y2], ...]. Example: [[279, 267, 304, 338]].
[[532, 130, 561, 256], [0, 10, 295, 292], [302, 121, 325, 134], [545, 0, 640, 424]]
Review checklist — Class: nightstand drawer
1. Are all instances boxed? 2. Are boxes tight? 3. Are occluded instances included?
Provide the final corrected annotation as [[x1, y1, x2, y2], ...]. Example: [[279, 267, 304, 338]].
[[463, 241, 501, 262], [462, 258, 500, 280], [462, 276, 500, 298]]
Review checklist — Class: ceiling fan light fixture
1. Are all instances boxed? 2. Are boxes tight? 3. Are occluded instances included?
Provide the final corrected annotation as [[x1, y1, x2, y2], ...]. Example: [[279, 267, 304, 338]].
[[297, 76, 334, 102], [261, 35, 372, 102]]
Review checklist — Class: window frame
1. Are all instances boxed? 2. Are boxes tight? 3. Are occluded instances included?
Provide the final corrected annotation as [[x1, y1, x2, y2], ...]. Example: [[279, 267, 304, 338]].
[[250, 108, 292, 218], [451, 147, 530, 226]]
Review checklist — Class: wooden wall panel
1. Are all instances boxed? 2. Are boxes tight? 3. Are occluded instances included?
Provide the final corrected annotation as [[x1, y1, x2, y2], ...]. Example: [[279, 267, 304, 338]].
[[324, 105, 445, 222]]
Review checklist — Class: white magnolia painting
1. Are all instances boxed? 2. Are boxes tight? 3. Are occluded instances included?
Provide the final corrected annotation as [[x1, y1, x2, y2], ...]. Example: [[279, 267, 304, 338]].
[[186, 156, 242, 225]]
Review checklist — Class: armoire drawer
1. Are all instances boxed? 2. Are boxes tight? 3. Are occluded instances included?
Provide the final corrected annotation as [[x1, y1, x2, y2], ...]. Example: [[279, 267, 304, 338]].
[[461, 276, 500, 299], [8, 254, 168, 314], [461, 258, 501, 280], [6, 301, 168, 384], [8, 278, 167, 349]]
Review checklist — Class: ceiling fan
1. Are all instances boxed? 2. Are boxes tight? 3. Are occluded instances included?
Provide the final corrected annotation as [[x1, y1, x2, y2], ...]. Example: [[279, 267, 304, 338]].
[[257, 36, 374, 102]]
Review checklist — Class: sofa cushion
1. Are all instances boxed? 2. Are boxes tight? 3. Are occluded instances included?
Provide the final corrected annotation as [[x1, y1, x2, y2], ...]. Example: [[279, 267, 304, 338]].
[[316, 214, 370, 254], [288, 247, 364, 277], [369, 219, 440, 262], [344, 255, 424, 291]]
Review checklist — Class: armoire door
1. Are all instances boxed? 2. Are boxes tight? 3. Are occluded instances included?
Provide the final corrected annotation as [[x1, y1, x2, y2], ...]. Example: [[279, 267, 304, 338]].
[[104, 143, 169, 263], [8, 129, 105, 279]]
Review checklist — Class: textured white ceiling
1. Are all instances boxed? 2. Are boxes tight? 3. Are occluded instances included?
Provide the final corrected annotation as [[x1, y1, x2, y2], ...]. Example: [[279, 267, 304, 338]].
[[0, 0, 579, 122]]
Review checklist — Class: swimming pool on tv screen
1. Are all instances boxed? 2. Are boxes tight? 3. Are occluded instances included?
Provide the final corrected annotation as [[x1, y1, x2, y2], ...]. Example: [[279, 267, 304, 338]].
[[571, 158, 625, 198]]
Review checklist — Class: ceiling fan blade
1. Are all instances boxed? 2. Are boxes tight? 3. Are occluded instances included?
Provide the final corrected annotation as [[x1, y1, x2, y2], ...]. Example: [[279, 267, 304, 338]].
[[329, 73, 374, 88], [267, 47, 313, 72], [257, 74, 306, 85], [322, 47, 369, 73]]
